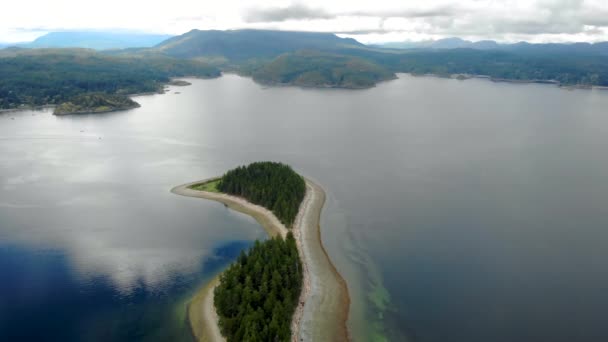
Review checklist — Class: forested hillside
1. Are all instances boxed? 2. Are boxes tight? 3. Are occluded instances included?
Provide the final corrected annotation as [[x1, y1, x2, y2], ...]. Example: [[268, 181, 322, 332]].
[[336, 47, 608, 86], [53, 93, 140, 115], [154, 29, 608, 87], [214, 234, 302, 341], [217, 162, 306, 226], [3, 29, 608, 102], [252, 51, 396, 89], [156, 29, 363, 60], [0, 50, 220, 110]]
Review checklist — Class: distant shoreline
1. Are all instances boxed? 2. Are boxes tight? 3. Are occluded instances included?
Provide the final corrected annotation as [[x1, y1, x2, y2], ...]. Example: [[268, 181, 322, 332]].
[[252, 74, 398, 90], [407, 72, 608, 90], [3, 73, 606, 116], [170, 177, 350, 342], [0, 78, 196, 115]]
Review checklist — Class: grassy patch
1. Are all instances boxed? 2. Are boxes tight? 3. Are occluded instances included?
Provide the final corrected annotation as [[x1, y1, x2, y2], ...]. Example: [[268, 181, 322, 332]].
[[190, 179, 221, 193]]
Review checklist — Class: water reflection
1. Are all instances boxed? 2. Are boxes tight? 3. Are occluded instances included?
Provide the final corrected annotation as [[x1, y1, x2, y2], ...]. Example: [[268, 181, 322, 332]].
[[2, 75, 608, 341]]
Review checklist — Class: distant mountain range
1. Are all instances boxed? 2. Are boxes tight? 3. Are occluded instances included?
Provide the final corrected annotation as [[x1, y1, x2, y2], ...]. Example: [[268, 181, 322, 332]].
[[2, 29, 608, 109], [4, 31, 608, 56], [2, 32, 173, 50], [374, 37, 608, 55]]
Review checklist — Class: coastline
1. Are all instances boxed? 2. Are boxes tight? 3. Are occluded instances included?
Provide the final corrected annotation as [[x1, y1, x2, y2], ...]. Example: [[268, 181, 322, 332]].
[[187, 275, 223, 342], [170, 177, 350, 342], [293, 179, 350, 342], [252, 74, 398, 90], [1, 77, 198, 115], [407, 72, 608, 90], [53, 103, 141, 116]]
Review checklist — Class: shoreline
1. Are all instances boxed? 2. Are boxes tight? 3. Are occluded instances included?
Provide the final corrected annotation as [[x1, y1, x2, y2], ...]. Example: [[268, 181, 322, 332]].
[[53, 103, 141, 116], [1, 77, 203, 115], [406, 72, 608, 90], [187, 275, 222, 342], [252, 75, 397, 90], [170, 177, 350, 342]]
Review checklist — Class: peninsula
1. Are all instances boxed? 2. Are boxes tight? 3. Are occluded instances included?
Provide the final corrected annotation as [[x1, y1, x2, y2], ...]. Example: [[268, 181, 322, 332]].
[[171, 162, 349, 342], [53, 93, 140, 115]]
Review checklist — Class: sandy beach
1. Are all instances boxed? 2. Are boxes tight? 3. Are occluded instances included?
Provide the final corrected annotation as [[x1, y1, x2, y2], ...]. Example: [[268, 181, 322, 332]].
[[171, 176, 349, 342]]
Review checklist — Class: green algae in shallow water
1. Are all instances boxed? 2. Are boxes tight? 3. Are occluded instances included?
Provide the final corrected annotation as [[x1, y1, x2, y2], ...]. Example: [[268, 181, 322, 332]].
[[366, 270, 391, 342]]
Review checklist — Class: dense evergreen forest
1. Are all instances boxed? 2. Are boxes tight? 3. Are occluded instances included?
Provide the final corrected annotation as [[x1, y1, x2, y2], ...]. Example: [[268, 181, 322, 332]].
[[0, 49, 220, 109], [53, 93, 140, 115], [336, 47, 608, 86], [214, 233, 303, 342], [217, 162, 306, 226], [252, 51, 395, 89]]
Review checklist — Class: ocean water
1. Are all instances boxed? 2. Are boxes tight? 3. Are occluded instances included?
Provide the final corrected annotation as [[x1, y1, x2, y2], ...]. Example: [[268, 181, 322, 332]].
[[1, 74, 608, 341]]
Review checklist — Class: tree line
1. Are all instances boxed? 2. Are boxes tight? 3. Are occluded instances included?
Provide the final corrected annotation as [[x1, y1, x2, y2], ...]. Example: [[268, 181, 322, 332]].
[[214, 233, 303, 341], [338, 47, 608, 86], [0, 51, 220, 109], [217, 162, 306, 227]]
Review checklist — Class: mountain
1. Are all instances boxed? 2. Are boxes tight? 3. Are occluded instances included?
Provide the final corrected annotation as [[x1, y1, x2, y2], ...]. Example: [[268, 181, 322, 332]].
[[374, 38, 501, 50], [22, 32, 174, 50], [374, 38, 476, 49], [373, 38, 608, 55], [156, 29, 364, 61], [470, 40, 500, 49]]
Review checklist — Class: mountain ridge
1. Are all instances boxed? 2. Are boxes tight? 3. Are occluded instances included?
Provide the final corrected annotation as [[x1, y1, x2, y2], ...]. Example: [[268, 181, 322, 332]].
[[3, 31, 173, 50], [373, 37, 608, 55], [156, 29, 364, 61]]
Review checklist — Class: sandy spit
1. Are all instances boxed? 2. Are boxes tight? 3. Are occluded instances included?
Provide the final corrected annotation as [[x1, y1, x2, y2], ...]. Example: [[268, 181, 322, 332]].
[[171, 177, 349, 342]]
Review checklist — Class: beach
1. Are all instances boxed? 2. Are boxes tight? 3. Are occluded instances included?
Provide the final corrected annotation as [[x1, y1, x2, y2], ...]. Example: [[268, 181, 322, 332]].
[[171, 177, 349, 342]]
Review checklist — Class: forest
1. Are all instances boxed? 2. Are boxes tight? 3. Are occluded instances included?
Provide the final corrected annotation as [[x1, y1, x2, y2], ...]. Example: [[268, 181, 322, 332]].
[[217, 162, 306, 226], [156, 29, 608, 87], [336, 47, 608, 86], [251, 51, 396, 89], [53, 93, 140, 115], [0, 50, 220, 109], [214, 233, 303, 342]]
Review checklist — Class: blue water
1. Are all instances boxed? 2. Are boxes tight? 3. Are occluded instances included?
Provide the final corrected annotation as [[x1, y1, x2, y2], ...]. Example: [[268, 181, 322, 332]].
[[0, 240, 253, 341]]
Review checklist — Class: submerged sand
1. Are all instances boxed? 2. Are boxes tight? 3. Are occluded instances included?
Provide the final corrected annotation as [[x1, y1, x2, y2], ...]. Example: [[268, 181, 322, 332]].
[[171, 177, 349, 342]]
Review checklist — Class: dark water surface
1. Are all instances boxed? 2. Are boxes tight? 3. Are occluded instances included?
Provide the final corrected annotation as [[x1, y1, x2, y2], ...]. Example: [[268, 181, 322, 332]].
[[1, 74, 608, 341]]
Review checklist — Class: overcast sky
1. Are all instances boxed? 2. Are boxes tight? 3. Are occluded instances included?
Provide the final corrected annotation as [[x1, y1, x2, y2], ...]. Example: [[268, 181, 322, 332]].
[[2, 0, 608, 44]]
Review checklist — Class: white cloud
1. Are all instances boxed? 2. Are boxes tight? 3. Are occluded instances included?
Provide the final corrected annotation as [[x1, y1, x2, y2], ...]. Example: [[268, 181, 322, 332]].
[[2, 0, 608, 43]]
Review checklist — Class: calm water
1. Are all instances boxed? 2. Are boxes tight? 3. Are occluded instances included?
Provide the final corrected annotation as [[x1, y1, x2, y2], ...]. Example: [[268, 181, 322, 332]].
[[1, 74, 608, 341]]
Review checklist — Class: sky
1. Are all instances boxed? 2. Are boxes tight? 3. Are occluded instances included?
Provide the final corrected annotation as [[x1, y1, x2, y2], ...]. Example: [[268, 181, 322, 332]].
[[2, 0, 608, 44]]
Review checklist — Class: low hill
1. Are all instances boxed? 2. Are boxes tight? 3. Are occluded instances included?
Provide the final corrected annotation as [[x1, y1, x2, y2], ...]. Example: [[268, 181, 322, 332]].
[[252, 51, 396, 89], [0, 50, 220, 110], [332, 47, 608, 86], [22, 31, 173, 50], [54, 93, 140, 115], [156, 29, 363, 61]]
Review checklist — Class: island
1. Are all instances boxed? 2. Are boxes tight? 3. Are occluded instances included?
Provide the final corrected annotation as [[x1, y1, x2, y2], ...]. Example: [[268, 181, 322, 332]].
[[168, 79, 192, 86], [171, 162, 350, 342], [53, 93, 140, 115], [251, 51, 396, 89]]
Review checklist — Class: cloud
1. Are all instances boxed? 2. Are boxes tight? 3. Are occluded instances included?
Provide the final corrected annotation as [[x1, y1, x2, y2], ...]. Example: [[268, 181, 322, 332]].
[[348, 5, 460, 19], [3, 0, 608, 44], [243, 3, 459, 24], [243, 4, 334, 23]]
